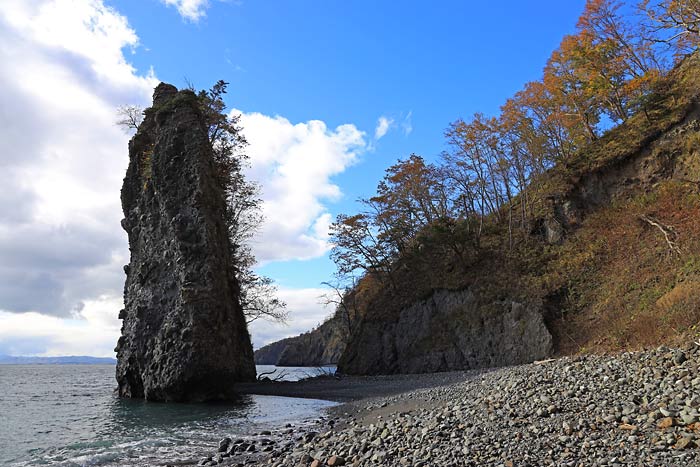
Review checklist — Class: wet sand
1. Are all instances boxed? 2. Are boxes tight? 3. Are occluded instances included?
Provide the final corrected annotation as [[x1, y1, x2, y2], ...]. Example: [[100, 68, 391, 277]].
[[233, 369, 485, 402]]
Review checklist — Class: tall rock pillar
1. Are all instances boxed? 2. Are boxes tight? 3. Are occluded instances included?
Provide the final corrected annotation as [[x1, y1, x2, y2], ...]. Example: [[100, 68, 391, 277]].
[[116, 83, 256, 402]]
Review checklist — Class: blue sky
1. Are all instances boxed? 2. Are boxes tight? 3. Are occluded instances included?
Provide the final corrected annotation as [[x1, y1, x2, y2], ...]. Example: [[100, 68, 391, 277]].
[[113, 0, 586, 286], [0, 0, 587, 355]]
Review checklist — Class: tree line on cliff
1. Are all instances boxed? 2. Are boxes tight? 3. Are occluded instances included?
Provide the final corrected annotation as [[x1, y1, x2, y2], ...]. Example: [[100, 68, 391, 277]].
[[327, 0, 700, 326], [120, 0, 700, 353]]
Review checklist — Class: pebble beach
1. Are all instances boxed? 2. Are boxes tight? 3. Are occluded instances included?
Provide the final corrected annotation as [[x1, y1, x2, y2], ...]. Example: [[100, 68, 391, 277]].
[[193, 344, 700, 467]]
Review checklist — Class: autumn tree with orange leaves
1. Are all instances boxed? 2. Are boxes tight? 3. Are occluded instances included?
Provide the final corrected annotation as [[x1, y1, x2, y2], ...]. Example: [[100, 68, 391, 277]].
[[328, 0, 696, 294], [642, 0, 700, 52]]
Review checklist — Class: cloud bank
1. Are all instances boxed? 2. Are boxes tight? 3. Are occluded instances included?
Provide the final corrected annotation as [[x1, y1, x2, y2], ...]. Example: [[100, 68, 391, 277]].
[[0, 0, 155, 320], [0, 0, 367, 356], [0, 297, 122, 357], [236, 111, 366, 264]]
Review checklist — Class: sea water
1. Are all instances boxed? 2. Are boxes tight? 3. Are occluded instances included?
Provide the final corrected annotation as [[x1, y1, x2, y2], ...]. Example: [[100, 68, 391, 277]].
[[0, 364, 337, 466]]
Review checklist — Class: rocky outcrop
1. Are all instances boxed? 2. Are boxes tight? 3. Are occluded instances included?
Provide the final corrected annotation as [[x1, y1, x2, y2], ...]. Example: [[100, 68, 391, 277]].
[[339, 288, 552, 375], [254, 337, 293, 365], [115, 83, 255, 402], [276, 317, 346, 366], [254, 317, 347, 367]]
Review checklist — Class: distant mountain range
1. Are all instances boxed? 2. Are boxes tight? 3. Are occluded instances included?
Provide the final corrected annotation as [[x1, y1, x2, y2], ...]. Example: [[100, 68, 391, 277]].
[[0, 354, 116, 364]]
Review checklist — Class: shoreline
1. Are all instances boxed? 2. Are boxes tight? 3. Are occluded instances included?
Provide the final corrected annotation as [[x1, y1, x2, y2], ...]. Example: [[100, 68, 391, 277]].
[[234, 369, 486, 403], [191, 344, 700, 466]]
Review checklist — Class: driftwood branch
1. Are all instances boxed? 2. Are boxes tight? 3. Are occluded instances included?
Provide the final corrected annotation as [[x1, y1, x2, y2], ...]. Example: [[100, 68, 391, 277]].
[[534, 358, 556, 365], [257, 369, 289, 381], [639, 215, 681, 255], [299, 366, 339, 381]]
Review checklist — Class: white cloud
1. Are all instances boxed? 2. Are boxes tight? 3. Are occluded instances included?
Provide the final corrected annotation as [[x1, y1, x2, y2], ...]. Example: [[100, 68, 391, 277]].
[[402, 110, 413, 135], [0, 1, 155, 319], [0, 295, 122, 357], [248, 287, 333, 349], [374, 116, 394, 140], [0, 0, 366, 357], [236, 111, 366, 264], [160, 0, 209, 22]]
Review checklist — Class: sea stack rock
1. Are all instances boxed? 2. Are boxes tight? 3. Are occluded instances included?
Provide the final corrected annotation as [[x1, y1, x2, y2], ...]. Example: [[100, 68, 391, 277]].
[[116, 83, 256, 402]]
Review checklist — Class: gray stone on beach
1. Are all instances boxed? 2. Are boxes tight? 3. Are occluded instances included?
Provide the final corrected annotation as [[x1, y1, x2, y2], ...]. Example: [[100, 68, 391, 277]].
[[201, 344, 700, 466], [219, 438, 232, 452]]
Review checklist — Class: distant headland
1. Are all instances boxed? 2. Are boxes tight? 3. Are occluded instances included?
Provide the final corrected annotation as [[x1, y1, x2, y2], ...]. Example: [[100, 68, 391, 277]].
[[0, 354, 116, 365]]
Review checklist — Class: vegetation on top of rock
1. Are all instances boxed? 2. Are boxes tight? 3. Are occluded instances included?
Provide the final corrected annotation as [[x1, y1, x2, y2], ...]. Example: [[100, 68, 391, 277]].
[[195, 80, 287, 325]]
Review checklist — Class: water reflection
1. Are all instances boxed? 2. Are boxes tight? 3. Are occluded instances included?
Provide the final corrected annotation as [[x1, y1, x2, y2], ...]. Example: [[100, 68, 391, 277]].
[[106, 394, 256, 434]]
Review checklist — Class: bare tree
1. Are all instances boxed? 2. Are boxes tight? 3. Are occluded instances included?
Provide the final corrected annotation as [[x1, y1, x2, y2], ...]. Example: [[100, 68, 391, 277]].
[[642, 0, 700, 47], [320, 275, 359, 336], [116, 105, 144, 132]]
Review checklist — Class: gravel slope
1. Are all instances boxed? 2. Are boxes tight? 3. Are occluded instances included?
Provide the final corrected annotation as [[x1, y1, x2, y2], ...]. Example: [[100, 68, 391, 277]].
[[196, 344, 700, 467]]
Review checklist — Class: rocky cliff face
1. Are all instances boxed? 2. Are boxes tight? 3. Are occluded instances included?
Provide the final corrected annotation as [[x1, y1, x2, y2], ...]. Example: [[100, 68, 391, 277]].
[[276, 317, 346, 366], [254, 316, 347, 366], [339, 289, 552, 375], [115, 83, 256, 402], [254, 337, 293, 365]]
